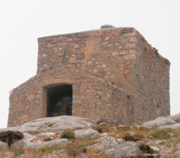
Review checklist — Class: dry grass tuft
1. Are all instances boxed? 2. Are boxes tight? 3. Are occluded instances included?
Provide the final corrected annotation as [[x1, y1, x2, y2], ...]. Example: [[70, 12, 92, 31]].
[[149, 129, 171, 139], [94, 124, 112, 133]]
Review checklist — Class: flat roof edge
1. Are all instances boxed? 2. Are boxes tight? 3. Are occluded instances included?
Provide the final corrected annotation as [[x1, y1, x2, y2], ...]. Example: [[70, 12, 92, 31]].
[[38, 27, 135, 42]]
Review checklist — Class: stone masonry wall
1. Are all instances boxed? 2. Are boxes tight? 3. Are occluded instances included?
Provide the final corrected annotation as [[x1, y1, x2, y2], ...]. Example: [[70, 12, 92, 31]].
[[37, 28, 137, 94], [8, 64, 134, 127], [133, 32, 170, 124], [8, 27, 170, 127]]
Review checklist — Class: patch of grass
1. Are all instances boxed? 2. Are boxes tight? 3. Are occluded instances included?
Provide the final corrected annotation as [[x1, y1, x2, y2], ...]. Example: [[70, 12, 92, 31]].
[[94, 124, 111, 133], [171, 146, 177, 154], [14, 149, 24, 156], [123, 135, 135, 141], [139, 143, 155, 154], [48, 123, 54, 127], [34, 145, 63, 155], [165, 128, 173, 133], [65, 138, 95, 157], [134, 155, 154, 158], [35, 146, 53, 154], [24, 149, 34, 158], [42, 137, 52, 141], [116, 125, 131, 132], [122, 132, 144, 142], [149, 129, 171, 139], [60, 129, 75, 140], [175, 137, 180, 144], [136, 126, 150, 131], [133, 133, 144, 141], [166, 138, 173, 147]]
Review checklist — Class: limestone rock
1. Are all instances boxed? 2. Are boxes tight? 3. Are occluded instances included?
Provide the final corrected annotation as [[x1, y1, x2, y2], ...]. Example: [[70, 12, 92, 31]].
[[0, 141, 8, 150], [10, 133, 70, 150], [89, 136, 118, 152], [160, 123, 180, 129], [0, 116, 97, 134], [104, 142, 141, 157], [0, 116, 96, 150], [142, 116, 176, 128], [173, 150, 180, 158], [74, 129, 99, 137], [142, 113, 180, 128], [170, 113, 180, 122], [5, 151, 15, 157]]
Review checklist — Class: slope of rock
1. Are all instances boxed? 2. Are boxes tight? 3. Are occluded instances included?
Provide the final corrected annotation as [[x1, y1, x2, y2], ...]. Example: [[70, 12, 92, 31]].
[[1, 115, 180, 157]]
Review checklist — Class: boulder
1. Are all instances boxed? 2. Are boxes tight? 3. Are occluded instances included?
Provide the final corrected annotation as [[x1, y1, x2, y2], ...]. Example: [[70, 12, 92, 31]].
[[0, 141, 8, 150], [104, 142, 142, 157], [10, 133, 71, 150], [142, 116, 176, 128], [0, 116, 97, 134], [74, 129, 99, 137], [89, 136, 118, 152], [0, 116, 96, 150], [160, 123, 180, 129], [173, 150, 180, 158]]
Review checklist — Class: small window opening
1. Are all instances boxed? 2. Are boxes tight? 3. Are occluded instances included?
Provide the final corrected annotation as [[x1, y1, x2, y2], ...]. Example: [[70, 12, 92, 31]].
[[47, 85, 72, 117]]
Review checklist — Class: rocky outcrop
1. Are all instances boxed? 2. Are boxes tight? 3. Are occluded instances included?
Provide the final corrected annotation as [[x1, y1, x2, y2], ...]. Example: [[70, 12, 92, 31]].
[[1, 115, 180, 157], [1, 116, 97, 133], [104, 142, 141, 157], [142, 113, 180, 128]]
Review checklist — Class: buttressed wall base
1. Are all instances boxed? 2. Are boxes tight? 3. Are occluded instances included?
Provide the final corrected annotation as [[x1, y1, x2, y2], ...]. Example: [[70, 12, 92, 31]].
[[8, 27, 170, 127]]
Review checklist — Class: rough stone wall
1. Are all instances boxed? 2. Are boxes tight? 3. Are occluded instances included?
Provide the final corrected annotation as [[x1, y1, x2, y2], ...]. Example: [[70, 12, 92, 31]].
[[8, 27, 170, 127], [133, 32, 170, 124], [37, 28, 137, 93], [8, 65, 133, 127]]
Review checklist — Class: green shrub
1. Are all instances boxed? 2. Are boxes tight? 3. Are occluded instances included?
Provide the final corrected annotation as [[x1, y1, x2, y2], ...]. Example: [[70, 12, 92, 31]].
[[139, 143, 155, 154], [123, 135, 135, 141], [0, 131, 24, 148], [122, 133, 144, 141], [35, 146, 53, 154], [150, 129, 171, 139], [60, 129, 75, 140], [66, 142, 87, 157]]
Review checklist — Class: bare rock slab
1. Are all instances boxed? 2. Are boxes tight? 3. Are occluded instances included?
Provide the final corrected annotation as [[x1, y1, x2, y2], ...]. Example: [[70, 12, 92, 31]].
[[104, 142, 141, 157], [142, 113, 180, 128], [0, 116, 97, 133], [142, 116, 176, 128]]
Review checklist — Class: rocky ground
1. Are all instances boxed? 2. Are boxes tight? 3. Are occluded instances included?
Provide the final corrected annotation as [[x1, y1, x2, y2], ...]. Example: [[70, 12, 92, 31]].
[[1, 114, 180, 158]]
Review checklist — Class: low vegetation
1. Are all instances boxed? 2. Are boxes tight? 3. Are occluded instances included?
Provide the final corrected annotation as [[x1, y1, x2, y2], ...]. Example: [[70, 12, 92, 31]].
[[139, 143, 155, 154], [0, 131, 24, 148], [149, 128, 171, 139], [60, 129, 75, 140], [1, 125, 180, 157], [94, 124, 112, 133]]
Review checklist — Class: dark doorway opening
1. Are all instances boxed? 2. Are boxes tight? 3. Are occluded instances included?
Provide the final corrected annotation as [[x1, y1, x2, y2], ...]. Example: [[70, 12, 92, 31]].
[[47, 85, 72, 117]]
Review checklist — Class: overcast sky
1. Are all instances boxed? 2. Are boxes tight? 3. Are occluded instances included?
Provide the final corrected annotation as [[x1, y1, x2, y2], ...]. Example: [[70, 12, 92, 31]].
[[0, 0, 180, 128]]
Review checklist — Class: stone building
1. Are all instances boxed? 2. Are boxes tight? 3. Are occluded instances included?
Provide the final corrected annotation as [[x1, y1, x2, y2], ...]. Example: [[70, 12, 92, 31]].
[[8, 27, 170, 127]]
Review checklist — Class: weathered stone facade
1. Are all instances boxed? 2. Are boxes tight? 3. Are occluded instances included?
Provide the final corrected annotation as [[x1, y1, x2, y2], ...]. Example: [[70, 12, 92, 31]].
[[8, 27, 170, 127]]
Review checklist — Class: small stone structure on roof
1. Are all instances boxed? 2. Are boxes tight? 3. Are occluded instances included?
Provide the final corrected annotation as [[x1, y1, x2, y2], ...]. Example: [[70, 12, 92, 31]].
[[8, 26, 170, 127]]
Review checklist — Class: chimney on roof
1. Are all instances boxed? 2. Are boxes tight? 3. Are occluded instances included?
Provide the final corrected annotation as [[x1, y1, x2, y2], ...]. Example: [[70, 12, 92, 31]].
[[100, 25, 115, 29]]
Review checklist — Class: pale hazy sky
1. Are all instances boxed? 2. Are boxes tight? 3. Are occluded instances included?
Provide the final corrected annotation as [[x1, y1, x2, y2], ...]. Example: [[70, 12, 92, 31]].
[[0, 0, 180, 128]]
